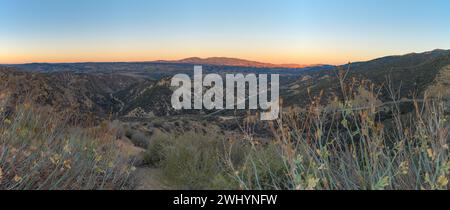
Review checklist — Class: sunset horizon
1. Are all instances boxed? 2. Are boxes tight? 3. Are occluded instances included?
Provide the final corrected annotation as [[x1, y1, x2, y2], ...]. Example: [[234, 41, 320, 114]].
[[2, 0, 450, 65], [2, 48, 449, 66]]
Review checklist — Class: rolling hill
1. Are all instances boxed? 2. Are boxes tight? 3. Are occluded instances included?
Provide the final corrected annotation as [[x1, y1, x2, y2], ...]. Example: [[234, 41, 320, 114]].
[[284, 49, 450, 109]]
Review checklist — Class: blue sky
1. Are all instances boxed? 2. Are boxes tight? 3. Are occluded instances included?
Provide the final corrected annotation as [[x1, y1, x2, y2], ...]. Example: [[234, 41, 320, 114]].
[[1, 0, 450, 64]]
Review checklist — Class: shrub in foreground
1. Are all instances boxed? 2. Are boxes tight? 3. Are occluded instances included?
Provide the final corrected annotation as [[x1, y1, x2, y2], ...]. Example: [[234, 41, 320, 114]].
[[144, 131, 238, 189], [0, 105, 134, 190], [227, 78, 450, 190]]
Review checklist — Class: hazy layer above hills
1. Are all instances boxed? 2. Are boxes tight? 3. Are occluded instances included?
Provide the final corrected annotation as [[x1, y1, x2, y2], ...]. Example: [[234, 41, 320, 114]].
[[157, 57, 321, 68], [4, 64, 333, 82]]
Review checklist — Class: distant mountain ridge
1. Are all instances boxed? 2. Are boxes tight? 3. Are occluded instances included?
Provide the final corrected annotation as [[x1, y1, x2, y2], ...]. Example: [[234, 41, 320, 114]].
[[2, 49, 450, 122], [156, 57, 321, 68]]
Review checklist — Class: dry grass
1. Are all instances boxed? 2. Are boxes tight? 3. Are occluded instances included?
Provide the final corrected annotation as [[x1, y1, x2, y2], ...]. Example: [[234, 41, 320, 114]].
[[225, 71, 450, 190], [139, 72, 449, 190], [0, 104, 134, 190]]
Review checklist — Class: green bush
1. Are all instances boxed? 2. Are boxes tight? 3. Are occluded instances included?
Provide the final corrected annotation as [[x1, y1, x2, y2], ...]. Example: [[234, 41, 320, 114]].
[[232, 144, 290, 190], [130, 131, 150, 148], [144, 132, 237, 189], [143, 132, 171, 167]]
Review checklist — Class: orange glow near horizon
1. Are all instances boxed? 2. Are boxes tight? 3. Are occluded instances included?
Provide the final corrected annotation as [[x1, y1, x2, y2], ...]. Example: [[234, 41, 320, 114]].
[[2, 1, 450, 66], [0, 49, 396, 65]]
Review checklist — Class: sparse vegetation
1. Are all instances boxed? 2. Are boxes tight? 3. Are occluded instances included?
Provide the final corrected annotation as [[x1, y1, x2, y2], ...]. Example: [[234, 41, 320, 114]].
[[140, 73, 449, 190], [226, 74, 450, 190], [0, 105, 134, 190]]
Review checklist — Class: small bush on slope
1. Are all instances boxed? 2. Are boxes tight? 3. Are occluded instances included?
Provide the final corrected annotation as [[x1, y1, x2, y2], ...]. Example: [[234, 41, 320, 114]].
[[144, 131, 239, 190]]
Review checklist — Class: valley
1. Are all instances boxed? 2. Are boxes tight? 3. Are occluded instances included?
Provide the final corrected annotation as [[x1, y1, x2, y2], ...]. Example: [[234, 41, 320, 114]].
[[1, 50, 449, 190], [3, 50, 450, 122]]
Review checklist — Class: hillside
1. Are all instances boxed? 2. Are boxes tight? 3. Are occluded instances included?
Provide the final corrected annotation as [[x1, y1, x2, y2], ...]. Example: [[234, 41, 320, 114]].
[[0, 67, 185, 122], [284, 49, 450, 109], [0, 67, 141, 122]]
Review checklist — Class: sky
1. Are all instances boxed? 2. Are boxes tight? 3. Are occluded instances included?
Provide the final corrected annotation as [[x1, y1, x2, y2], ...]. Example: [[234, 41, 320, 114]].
[[1, 0, 450, 65]]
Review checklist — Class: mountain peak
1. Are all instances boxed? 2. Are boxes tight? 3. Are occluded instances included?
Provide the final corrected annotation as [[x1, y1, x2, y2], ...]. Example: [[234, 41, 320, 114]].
[[158, 57, 316, 68]]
